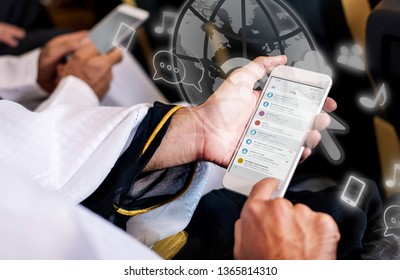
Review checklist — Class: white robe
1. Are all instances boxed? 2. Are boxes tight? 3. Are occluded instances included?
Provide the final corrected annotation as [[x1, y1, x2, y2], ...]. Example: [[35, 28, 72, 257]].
[[0, 49, 165, 202], [0, 50, 224, 259], [0, 46, 175, 203], [0, 159, 160, 260]]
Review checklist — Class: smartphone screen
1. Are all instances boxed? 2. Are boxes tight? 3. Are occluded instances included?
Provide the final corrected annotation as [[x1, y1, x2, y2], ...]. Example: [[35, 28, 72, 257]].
[[89, 11, 143, 54], [227, 76, 327, 191]]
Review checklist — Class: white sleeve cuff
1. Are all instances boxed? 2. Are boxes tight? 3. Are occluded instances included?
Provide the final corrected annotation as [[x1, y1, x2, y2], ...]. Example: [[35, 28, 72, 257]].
[[0, 49, 41, 89], [0, 49, 50, 106]]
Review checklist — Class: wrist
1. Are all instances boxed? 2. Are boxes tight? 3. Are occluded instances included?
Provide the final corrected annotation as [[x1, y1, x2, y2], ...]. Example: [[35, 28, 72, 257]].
[[171, 106, 205, 162], [143, 106, 205, 172], [189, 106, 206, 162]]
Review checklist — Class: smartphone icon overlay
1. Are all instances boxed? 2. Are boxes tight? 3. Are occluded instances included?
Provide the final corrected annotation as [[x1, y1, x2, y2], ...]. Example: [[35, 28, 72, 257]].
[[88, 5, 148, 54], [112, 23, 136, 52], [341, 175, 366, 207]]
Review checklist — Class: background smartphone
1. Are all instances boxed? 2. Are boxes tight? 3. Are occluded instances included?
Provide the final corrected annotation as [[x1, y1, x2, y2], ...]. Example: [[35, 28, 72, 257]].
[[223, 65, 332, 198], [88, 4, 149, 54]]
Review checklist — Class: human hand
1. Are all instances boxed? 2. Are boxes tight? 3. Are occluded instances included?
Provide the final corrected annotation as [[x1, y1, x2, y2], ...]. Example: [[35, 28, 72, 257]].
[[234, 178, 340, 260], [0, 22, 25, 47], [37, 31, 89, 93], [143, 56, 336, 173], [57, 43, 122, 99], [193, 56, 337, 167], [300, 96, 337, 163]]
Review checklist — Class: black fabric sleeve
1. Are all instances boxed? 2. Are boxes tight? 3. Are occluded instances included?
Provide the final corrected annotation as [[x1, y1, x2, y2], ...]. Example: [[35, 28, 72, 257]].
[[81, 102, 185, 219]]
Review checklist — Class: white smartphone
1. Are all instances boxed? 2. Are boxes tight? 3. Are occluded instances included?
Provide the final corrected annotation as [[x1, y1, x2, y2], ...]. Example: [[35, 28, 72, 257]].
[[88, 4, 149, 54], [223, 65, 332, 198]]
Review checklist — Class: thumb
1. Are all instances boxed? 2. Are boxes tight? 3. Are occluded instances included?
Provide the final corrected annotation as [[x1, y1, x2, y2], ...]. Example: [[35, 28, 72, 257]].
[[248, 178, 280, 201], [227, 56, 287, 88], [245, 55, 287, 78]]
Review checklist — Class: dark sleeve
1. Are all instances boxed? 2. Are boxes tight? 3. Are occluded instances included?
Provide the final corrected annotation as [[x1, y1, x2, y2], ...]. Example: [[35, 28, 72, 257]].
[[81, 102, 196, 221]]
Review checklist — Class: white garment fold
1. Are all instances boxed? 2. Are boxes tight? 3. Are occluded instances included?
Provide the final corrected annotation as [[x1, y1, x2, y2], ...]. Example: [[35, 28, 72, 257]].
[[0, 85, 150, 202], [0, 160, 160, 260]]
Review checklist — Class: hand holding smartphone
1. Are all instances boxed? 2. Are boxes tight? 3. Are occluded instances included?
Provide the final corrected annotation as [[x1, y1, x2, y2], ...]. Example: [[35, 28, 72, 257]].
[[223, 65, 332, 198]]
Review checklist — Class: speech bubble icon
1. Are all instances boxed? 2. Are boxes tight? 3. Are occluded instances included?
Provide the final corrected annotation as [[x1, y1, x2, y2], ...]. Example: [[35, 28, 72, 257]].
[[180, 57, 204, 92], [383, 205, 400, 238], [172, 46, 205, 93], [153, 50, 186, 85]]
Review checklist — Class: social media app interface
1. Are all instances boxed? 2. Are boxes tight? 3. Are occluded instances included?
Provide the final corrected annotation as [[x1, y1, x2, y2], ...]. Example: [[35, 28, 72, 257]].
[[229, 77, 325, 187]]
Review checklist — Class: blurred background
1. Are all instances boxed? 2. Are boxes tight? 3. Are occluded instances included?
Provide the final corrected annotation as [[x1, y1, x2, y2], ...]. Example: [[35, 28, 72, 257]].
[[3, 0, 399, 202]]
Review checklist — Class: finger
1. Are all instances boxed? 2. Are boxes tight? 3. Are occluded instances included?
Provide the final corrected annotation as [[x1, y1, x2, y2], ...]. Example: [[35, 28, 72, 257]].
[[259, 55, 288, 74], [317, 213, 341, 242], [104, 48, 123, 65], [51, 30, 88, 46], [228, 56, 287, 87], [248, 178, 280, 201], [73, 42, 99, 60], [253, 89, 262, 99], [300, 147, 312, 163], [314, 112, 331, 131], [293, 203, 313, 220], [10, 27, 26, 39], [48, 34, 91, 62], [244, 56, 287, 76], [233, 220, 242, 259], [305, 130, 321, 149], [3, 24, 26, 39], [322, 97, 337, 113], [2, 35, 19, 47]]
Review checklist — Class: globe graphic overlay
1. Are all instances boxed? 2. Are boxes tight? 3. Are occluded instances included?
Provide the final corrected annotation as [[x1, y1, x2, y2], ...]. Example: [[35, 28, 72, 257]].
[[172, 0, 316, 105]]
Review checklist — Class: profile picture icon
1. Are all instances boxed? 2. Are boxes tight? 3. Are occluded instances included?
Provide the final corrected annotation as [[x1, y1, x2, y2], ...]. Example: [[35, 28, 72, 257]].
[[246, 139, 253, 145], [242, 148, 249, 155], [267, 92, 274, 98], [250, 130, 257, 136], [263, 101, 270, 107]]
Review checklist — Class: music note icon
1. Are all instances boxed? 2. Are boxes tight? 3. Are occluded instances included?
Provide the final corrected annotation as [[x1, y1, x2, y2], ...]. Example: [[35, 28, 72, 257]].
[[155, 11, 177, 35], [359, 83, 388, 109], [386, 163, 400, 188]]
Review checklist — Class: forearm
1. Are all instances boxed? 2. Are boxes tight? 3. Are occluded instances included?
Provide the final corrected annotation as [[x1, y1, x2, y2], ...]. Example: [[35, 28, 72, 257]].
[[143, 107, 204, 172]]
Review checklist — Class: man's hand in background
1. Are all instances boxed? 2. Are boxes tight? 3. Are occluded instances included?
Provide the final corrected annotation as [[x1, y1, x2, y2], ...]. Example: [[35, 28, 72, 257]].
[[57, 43, 122, 99], [0, 22, 25, 48], [37, 31, 89, 93]]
